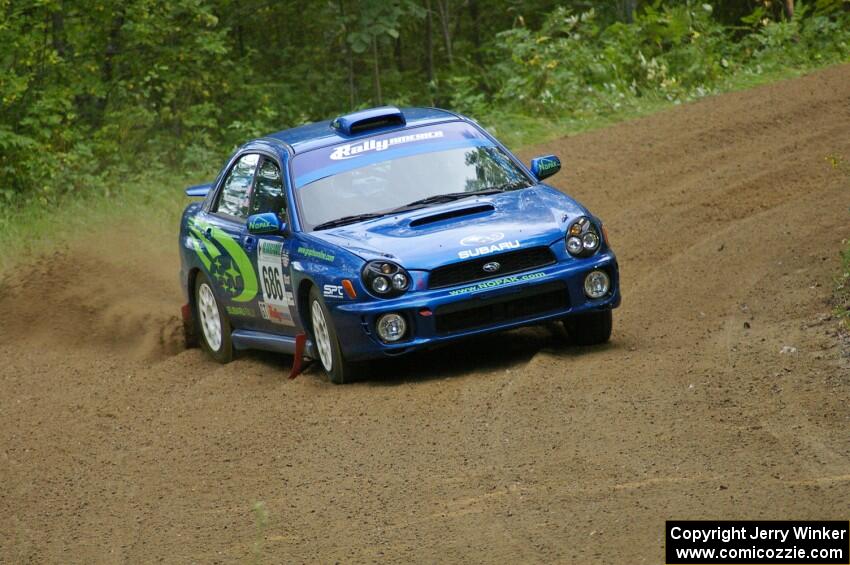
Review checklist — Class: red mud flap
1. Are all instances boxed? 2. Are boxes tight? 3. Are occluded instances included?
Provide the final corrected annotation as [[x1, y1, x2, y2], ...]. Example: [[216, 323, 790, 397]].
[[181, 303, 198, 348], [288, 333, 313, 379]]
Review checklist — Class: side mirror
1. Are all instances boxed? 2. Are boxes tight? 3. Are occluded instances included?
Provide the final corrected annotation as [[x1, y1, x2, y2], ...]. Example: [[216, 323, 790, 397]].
[[530, 155, 561, 181], [247, 212, 284, 235], [185, 182, 212, 197]]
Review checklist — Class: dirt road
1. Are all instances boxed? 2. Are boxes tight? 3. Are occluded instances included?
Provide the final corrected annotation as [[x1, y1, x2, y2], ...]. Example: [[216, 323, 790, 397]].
[[1, 66, 848, 564]]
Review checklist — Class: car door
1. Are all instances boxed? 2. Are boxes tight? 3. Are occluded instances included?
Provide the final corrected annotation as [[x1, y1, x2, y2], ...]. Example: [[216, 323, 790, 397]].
[[196, 152, 264, 329], [248, 156, 298, 334]]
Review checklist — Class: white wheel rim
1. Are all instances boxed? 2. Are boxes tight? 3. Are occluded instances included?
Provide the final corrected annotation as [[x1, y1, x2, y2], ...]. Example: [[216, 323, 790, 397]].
[[198, 283, 223, 352], [311, 300, 333, 372]]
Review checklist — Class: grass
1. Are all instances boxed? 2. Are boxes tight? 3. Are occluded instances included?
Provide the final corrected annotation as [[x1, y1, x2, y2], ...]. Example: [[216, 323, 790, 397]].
[[0, 168, 200, 272], [251, 501, 269, 565], [0, 60, 846, 273]]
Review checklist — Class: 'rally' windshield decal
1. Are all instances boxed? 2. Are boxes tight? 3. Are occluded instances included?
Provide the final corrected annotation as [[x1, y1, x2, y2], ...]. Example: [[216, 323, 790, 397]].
[[292, 122, 493, 189], [329, 130, 444, 160]]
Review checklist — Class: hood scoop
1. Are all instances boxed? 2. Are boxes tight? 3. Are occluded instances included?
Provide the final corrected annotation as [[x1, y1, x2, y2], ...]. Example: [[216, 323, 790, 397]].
[[409, 204, 494, 228]]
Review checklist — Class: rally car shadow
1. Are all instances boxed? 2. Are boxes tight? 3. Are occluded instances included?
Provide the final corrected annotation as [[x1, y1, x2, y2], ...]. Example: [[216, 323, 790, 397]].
[[237, 322, 617, 384], [348, 322, 617, 385]]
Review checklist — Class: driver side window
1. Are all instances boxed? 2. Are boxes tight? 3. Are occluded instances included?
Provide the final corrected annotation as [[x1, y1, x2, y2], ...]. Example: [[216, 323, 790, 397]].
[[214, 153, 260, 219], [250, 158, 287, 219]]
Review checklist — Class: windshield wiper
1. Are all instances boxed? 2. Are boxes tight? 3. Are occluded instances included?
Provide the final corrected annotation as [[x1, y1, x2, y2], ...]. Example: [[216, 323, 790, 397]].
[[314, 183, 534, 229], [313, 212, 388, 231], [486, 179, 532, 192], [390, 188, 507, 213]]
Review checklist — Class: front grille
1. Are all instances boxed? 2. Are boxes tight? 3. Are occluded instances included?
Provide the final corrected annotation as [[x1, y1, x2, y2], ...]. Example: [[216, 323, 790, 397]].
[[435, 282, 568, 334], [428, 246, 556, 289]]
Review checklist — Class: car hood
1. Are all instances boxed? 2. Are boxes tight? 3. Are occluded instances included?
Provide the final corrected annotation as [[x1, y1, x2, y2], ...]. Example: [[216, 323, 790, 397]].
[[307, 185, 589, 270]]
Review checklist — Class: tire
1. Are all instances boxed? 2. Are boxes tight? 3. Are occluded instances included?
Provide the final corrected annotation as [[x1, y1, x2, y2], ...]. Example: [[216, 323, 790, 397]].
[[307, 286, 355, 384], [194, 273, 234, 363], [563, 309, 613, 346]]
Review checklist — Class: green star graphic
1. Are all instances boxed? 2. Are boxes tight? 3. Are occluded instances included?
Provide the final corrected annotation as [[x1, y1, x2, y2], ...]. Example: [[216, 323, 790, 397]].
[[225, 265, 240, 283]]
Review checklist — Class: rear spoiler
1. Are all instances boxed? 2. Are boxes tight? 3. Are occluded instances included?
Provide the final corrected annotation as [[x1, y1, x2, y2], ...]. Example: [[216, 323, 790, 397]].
[[185, 183, 212, 197]]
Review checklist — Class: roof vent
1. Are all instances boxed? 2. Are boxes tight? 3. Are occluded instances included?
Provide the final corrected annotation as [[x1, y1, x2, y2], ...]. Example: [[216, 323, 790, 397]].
[[331, 106, 406, 136]]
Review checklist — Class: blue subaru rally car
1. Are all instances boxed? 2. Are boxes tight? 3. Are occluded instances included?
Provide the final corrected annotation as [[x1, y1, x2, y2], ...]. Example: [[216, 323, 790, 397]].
[[179, 106, 620, 383]]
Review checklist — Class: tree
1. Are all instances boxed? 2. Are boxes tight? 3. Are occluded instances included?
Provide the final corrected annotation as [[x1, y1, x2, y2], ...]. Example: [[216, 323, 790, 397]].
[[620, 0, 637, 23], [784, 0, 794, 20], [424, 0, 435, 85], [344, 0, 425, 105], [435, 0, 453, 65]]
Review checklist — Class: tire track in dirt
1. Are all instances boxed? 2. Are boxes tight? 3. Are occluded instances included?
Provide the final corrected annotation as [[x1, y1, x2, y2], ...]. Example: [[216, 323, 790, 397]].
[[1, 65, 848, 563]]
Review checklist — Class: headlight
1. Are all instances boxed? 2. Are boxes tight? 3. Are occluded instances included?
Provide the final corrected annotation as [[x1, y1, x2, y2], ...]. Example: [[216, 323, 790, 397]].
[[582, 232, 599, 251], [372, 276, 390, 293], [362, 260, 410, 298], [392, 272, 408, 290], [566, 217, 602, 257]]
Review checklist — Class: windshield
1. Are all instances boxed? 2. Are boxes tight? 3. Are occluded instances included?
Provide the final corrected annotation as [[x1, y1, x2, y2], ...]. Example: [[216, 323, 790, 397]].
[[291, 123, 531, 231]]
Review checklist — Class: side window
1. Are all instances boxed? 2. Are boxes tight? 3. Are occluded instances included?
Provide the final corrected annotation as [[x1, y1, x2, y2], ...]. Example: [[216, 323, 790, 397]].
[[250, 158, 287, 219], [214, 153, 259, 219]]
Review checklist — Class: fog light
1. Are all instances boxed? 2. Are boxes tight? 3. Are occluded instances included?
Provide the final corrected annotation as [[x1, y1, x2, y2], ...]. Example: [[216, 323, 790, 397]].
[[584, 270, 610, 299], [376, 313, 407, 342]]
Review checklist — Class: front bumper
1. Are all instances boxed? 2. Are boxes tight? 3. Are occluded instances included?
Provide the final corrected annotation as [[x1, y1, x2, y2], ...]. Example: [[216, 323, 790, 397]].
[[327, 251, 620, 361]]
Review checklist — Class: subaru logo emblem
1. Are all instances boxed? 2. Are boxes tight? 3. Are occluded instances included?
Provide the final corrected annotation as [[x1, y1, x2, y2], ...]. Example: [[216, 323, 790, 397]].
[[482, 262, 501, 273], [460, 233, 504, 246]]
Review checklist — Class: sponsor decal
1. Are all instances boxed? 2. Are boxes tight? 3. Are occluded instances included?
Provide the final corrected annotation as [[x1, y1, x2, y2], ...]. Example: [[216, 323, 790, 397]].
[[448, 271, 546, 296], [259, 240, 283, 256], [537, 157, 559, 172], [187, 217, 258, 302], [259, 302, 293, 325], [329, 130, 444, 160], [248, 215, 275, 233], [458, 240, 520, 260], [297, 246, 335, 262], [460, 233, 504, 246], [226, 306, 255, 317], [257, 239, 294, 326], [323, 284, 344, 299]]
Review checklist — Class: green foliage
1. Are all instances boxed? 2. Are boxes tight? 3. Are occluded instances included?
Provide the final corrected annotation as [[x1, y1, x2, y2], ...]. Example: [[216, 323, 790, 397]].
[[486, 2, 850, 120], [1, 0, 850, 213], [345, 1, 424, 53]]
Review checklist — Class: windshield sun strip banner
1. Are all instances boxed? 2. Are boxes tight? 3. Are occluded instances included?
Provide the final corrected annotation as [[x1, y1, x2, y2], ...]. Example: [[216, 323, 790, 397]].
[[292, 122, 494, 189]]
